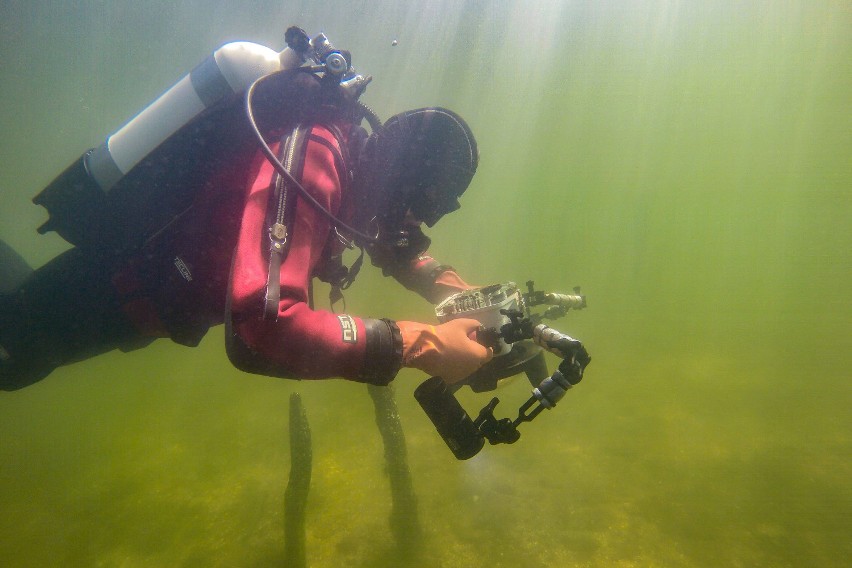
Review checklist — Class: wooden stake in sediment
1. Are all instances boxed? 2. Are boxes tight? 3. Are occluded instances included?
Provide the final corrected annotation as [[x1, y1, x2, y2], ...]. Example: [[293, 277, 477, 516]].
[[368, 383, 422, 549], [284, 392, 312, 568]]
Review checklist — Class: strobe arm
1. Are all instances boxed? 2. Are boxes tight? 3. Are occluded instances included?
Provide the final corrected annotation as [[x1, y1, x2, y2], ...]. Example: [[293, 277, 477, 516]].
[[514, 357, 585, 425], [474, 322, 592, 447]]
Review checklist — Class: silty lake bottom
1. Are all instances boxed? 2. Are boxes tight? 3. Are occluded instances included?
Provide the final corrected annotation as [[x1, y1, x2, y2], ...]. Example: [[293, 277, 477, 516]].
[[0, 1, 848, 566]]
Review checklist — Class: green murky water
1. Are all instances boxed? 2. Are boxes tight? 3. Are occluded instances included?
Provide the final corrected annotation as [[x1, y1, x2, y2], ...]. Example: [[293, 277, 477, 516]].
[[1, 1, 849, 566]]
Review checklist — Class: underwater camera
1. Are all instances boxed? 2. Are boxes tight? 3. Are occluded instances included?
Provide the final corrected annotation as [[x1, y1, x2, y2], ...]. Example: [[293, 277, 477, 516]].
[[414, 281, 591, 460]]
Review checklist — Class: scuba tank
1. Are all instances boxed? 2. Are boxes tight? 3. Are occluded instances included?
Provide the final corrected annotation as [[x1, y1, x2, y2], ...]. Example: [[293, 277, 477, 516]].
[[31, 27, 322, 252]]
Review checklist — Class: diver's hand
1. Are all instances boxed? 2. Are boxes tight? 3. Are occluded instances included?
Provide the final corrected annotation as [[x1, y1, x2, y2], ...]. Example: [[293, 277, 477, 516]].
[[398, 319, 494, 384]]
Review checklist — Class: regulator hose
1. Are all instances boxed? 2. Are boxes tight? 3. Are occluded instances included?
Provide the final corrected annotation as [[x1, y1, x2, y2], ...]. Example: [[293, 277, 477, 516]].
[[245, 70, 378, 243]]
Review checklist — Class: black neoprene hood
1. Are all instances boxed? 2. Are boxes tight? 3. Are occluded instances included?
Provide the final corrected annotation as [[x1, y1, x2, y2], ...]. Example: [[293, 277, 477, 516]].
[[358, 107, 479, 230]]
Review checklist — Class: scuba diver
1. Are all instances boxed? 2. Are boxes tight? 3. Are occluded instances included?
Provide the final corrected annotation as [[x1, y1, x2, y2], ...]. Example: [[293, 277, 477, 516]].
[[0, 28, 493, 391]]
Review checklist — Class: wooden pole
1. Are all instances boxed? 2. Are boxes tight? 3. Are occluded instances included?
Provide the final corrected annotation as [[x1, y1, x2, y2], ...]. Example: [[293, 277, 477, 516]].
[[284, 392, 312, 568], [368, 384, 422, 549]]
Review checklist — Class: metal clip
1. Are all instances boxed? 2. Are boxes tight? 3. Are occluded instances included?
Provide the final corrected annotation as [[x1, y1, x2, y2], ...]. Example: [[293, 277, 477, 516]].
[[334, 227, 356, 249], [271, 222, 288, 242]]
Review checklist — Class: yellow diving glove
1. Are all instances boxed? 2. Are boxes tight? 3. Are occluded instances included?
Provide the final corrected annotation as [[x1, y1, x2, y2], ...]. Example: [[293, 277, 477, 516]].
[[397, 318, 494, 384]]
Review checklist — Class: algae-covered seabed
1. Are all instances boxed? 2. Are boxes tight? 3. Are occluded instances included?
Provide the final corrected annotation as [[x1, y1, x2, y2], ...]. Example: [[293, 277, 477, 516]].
[[0, 2, 849, 567]]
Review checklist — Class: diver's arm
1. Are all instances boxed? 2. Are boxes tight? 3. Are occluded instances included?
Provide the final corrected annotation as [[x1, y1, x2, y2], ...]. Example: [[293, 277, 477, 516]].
[[226, 124, 489, 384], [388, 254, 475, 304], [226, 128, 402, 384]]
